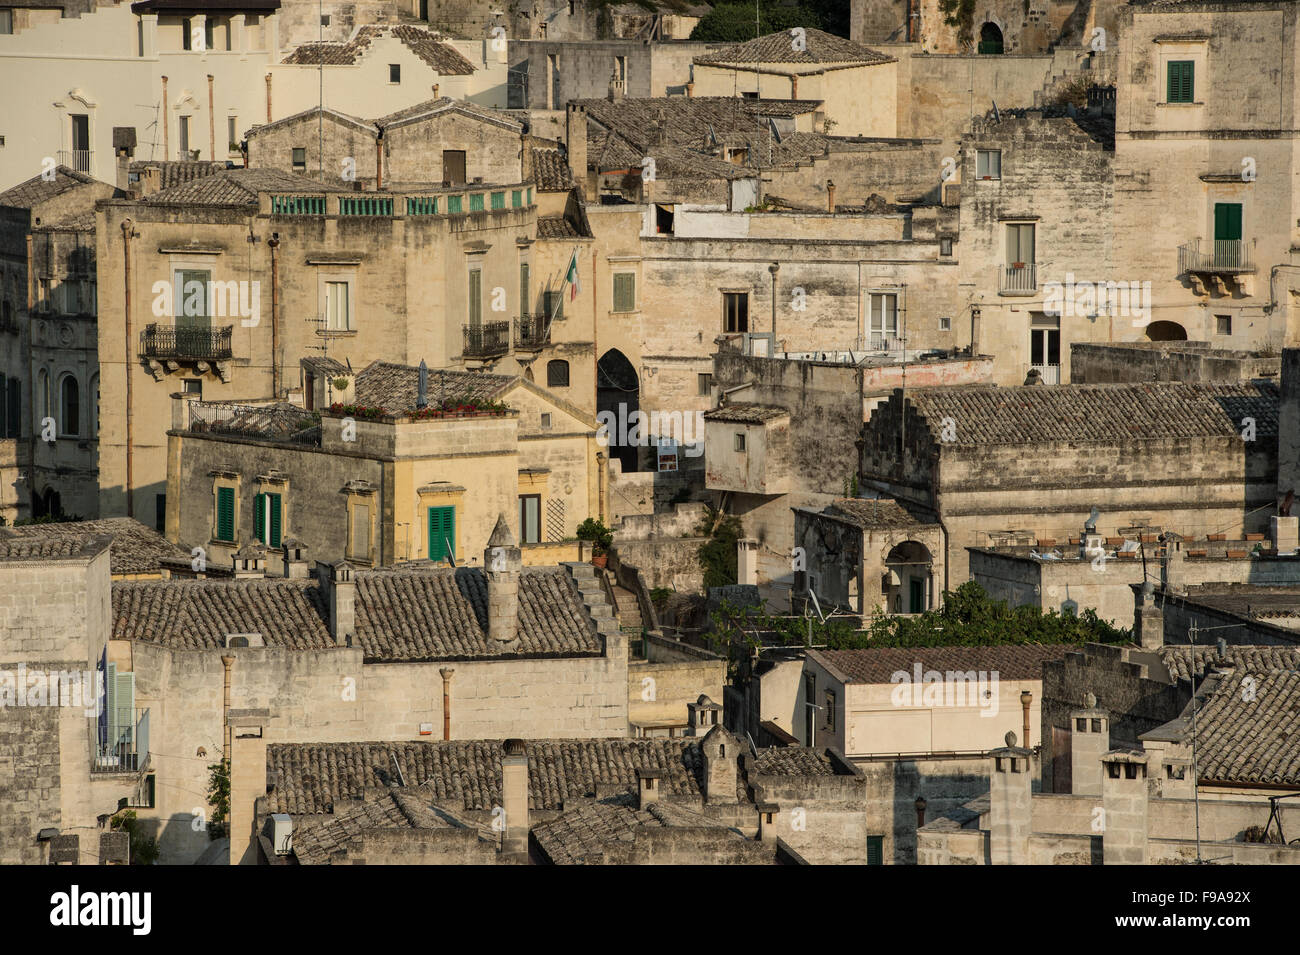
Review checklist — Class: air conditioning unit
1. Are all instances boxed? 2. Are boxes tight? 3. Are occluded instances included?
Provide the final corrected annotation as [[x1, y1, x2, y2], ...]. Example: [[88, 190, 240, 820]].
[[270, 814, 293, 856]]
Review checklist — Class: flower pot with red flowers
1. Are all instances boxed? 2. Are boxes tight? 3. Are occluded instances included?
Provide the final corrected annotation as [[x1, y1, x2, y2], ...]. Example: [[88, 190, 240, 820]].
[[576, 518, 613, 568]]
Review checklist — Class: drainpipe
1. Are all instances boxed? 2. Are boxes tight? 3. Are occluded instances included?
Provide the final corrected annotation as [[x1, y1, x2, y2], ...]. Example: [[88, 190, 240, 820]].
[[375, 127, 384, 190], [1020, 689, 1033, 749], [768, 262, 779, 352], [264, 73, 272, 122], [221, 654, 235, 764], [826, 179, 835, 213], [207, 75, 215, 161], [268, 233, 280, 397], [161, 77, 169, 160], [439, 667, 454, 740], [122, 218, 137, 517]]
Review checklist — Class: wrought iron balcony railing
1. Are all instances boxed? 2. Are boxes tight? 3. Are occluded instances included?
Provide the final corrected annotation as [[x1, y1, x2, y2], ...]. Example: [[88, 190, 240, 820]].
[[139, 323, 234, 361], [514, 313, 550, 350], [92, 707, 149, 774], [58, 149, 93, 174], [1178, 238, 1254, 274], [463, 320, 511, 358]]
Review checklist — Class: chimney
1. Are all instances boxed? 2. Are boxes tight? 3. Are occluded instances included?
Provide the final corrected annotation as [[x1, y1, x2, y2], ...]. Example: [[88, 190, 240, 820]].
[[139, 165, 163, 197], [501, 738, 529, 854], [565, 104, 588, 192], [317, 559, 355, 646], [1160, 535, 1184, 593], [1273, 514, 1298, 554], [700, 724, 739, 805], [232, 543, 267, 578], [112, 127, 136, 191], [686, 81, 694, 98], [265, 73, 272, 122], [228, 715, 268, 865], [636, 767, 662, 809], [485, 514, 521, 649], [1069, 699, 1110, 795], [433, 83, 440, 99], [826, 179, 835, 212], [1101, 750, 1149, 864], [280, 538, 309, 579], [375, 128, 384, 190], [1136, 581, 1164, 649], [757, 801, 779, 843], [988, 732, 1031, 865], [687, 694, 722, 736], [790, 75, 798, 99], [1020, 690, 1032, 749]]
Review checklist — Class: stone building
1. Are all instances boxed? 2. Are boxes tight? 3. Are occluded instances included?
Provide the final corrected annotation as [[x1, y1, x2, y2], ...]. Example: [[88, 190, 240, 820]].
[[166, 361, 604, 568], [0, 516, 187, 579], [0, 167, 120, 522], [858, 381, 1279, 582], [235, 728, 870, 865], [852, 0, 1123, 56]]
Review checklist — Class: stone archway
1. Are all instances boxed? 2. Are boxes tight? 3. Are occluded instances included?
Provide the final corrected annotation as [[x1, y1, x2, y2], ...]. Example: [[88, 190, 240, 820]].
[[978, 22, 1004, 54], [885, 540, 934, 614], [1146, 320, 1188, 342], [597, 349, 640, 473]]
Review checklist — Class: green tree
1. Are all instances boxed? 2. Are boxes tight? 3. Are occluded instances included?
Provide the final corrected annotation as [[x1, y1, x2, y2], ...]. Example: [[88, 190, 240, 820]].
[[690, 2, 824, 42], [696, 506, 745, 588], [207, 759, 230, 840], [111, 810, 160, 865]]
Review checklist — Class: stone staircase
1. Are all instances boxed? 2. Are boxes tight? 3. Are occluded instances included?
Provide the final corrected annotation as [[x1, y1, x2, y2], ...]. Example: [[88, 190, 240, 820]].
[[609, 582, 644, 632], [563, 562, 623, 644]]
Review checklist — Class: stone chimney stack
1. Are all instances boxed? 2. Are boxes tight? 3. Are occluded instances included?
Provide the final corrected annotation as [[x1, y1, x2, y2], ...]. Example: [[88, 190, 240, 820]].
[[501, 739, 529, 855], [1069, 698, 1110, 796], [756, 801, 779, 843], [565, 104, 588, 193], [112, 127, 136, 191], [1101, 750, 1150, 864], [989, 732, 1032, 865], [826, 179, 836, 212], [1136, 582, 1164, 650], [317, 560, 355, 646], [485, 514, 521, 650], [701, 725, 740, 805], [636, 767, 662, 810], [1160, 535, 1184, 594], [281, 538, 310, 579], [687, 694, 722, 737], [232, 543, 267, 578]]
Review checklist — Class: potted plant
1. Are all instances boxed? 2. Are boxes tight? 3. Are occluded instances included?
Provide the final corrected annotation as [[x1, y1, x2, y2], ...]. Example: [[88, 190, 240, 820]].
[[576, 518, 613, 568]]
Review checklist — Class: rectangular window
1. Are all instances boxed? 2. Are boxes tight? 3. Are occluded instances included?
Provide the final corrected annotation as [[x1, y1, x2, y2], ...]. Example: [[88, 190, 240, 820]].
[[734, 432, 746, 452], [723, 292, 748, 333], [447, 194, 463, 214], [613, 273, 636, 312], [470, 193, 484, 212], [519, 494, 541, 544], [939, 316, 951, 331], [543, 290, 564, 321], [940, 236, 953, 256], [540, 412, 552, 429], [292, 147, 306, 171], [512, 189, 522, 207], [228, 117, 238, 152], [491, 191, 505, 210], [155, 494, 166, 534], [1214, 202, 1243, 242], [976, 149, 1001, 179], [174, 269, 211, 328], [204, 17, 215, 51], [254, 491, 282, 547], [443, 149, 466, 185], [866, 835, 884, 866], [869, 293, 898, 344], [325, 281, 351, 331], [216, 487, 235, 542], [804, 672, 816, 745], [468, 269, 482, 326], [0, 10, 13, 33], [1167, 60, 1195, 103], [7, 377, 21, 438], [349, 502, 371, 559], [389, 63, 401, 83], [428, 505, 455, 562], [183, 378, 203, 397], [825, 689, 836, 730], [1005, 223, 1035, 266], [698, 373, 712, 397], [1216, 314, 1232, 335], [178, 116, 191, 156], [519, 262, 530, 314]]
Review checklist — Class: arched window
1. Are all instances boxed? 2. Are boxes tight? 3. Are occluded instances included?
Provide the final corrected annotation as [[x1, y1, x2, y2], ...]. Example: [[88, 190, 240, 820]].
[[60, 374, 79, 436], [547, 359, 570, 388]]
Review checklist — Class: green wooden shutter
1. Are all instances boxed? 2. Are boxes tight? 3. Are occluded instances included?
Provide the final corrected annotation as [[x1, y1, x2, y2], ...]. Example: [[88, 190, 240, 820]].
[[520, 263, 530, 314], [613, 273, 635, 312], [115, 670, 135, 744], [428, 506, 455, 562], [254, 492, 265, 543], [176, 269, 211, 329], [866, 835, 884, 866], [1168, 61, 1194, 103], [469, 270, 482, 327], [268, 492, 282, 548], [1214, 203, 1242, 241], [217, 487, 235, 541]]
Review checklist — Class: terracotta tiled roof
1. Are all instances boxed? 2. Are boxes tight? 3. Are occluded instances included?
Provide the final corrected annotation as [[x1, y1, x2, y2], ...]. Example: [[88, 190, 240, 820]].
[[0, 518, 187, 576], [266, 739, 708, 814], [694, 28, 894, 67], [291, 788, 459, 864], [377, 97, 520, 130], [703, 402, 788, 423], [811, 645, 1075, 685], [1159, 645, 1300, 683], [0, 166, 103, 209], [750, 747, 836, 777], [904, 382, 1278, 446], [531, 800, 738, 864], [282, 25, 475, 75], [536, 215, 586, 239], [0, 539, 93, 562], [527, 139, 574, 191], [819, 498, 932, 530], [1180, 669, 1300, 786], [143, 167, 348, 206], [353, 360, 513, 414], [129, 160, 228, 190]]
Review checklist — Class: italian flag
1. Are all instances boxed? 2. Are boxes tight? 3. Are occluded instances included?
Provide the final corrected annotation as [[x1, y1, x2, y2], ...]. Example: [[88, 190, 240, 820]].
[[566, 249, 581, 301]]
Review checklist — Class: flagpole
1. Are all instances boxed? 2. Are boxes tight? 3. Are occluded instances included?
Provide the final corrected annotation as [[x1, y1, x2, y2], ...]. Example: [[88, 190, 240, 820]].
[[542, 245, 580, 337]]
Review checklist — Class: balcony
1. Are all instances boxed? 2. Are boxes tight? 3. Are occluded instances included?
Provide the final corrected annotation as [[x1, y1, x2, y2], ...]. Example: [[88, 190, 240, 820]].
[[92, 707, 149, 774], [463, 320, 511, 359], [58, 149, 93, 174], [1000, 263, 1037, 294], [867, 333, 905, 353], [139, 322, 234, 361], [1028, 362, 1061, 384], [514, 313, 550, 350], [1179, 239, 1255, 296]]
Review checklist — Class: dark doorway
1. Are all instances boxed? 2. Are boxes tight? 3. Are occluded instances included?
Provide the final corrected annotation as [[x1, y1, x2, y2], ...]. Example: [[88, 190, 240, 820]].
[[443, 149, 466, 185], [597, 349, 640, 474], [1146, 321, 1188, 342], [978, 23, 1004, 54]]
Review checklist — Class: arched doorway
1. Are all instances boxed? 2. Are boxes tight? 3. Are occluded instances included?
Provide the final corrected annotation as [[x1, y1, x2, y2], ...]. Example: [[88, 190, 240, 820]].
[[1146, 321, 1188, 342], [885, 540, 934, 614], [33, 487, 62, 519], [597, 349, 640, 473], [978, 22, 1004, 54]]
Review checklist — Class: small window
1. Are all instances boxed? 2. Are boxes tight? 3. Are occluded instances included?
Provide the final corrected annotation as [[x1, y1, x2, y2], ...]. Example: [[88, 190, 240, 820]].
[[320, 13, 330, 25], [491, 191, 505, 210], [228, 116, 239, 152], [976, 149, 1001, 180], [824, 690, 836, 730], [698, 373, 712, 396], [1216, 314, 1232, 335], [540, 412, 552, 429], [292, 147, 306, 171], [1167, 60, 1194, 104], [183, 378, 203, 397], [543, 290, 564, 321], [216, 486, 236, 542], [734, 432, 746, 452], [512, 190, 522, 207], [325, 281, 351, 331], [723, 292, 748, 333], [939, 236, 953, 256], [939, 316, 951, 331], [59, 375, 79, 437], [447, 195, 463, 214], [470, 193, 485, 212], [389, 64, 401, 83], [155, 494, 166, 534], [613, 272, 636, 312], [0, 10, 12, 34], [547, 359, 570, 388]]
